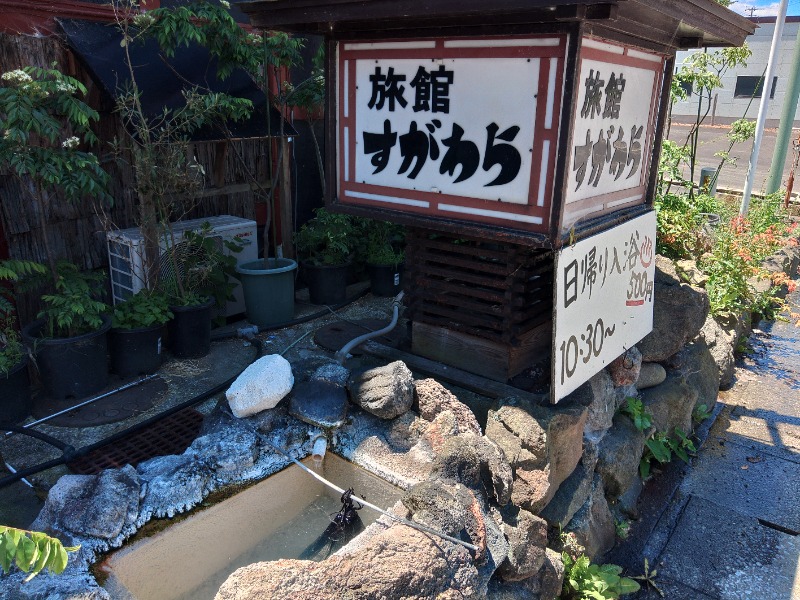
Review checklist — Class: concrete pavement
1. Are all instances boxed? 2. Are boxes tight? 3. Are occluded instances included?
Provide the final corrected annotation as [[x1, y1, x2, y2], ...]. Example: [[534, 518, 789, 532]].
[[606, 291, 800, 599]]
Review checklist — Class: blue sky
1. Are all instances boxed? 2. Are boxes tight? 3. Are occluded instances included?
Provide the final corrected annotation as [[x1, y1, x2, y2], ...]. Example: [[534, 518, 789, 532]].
[[728, 0, 800, 16]]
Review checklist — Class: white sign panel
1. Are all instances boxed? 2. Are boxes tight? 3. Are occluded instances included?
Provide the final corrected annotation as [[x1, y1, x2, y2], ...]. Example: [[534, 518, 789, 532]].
[[354, 57, 538, 203], [552, 211, 656, 403], [561, 38, 664, 231], [337, 37, 565, 232]]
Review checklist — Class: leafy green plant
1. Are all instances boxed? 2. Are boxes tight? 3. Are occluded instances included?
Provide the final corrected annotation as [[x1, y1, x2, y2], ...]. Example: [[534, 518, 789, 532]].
[[562, 554, 640, 599], [667, 45, 751, 196], [631, 558, 664, 598], [619, 397, 652, 432], [640, 428, 697, 479], [357, 218, 405, 267], [0, 526, 79, 582], [692, 403, 712, 425], [0, 260, 48, 375], [37, 262, 109, 338], [0, 66, 111, 284], [295, 208, 357, 266], [558, 531, 639, 599], [111, 289, 173, 330], [615, 519, 631, 541], [157, 223, 242, 310], [112, 0, 256, 287]]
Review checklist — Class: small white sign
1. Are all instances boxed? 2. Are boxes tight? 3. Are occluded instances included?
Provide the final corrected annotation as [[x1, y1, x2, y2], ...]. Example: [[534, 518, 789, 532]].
[[552, 211, 656, 403]]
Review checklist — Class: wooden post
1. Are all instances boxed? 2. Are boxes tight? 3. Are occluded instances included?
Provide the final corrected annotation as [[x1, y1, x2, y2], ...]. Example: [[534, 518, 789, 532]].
[[279, 138, 294, 258]]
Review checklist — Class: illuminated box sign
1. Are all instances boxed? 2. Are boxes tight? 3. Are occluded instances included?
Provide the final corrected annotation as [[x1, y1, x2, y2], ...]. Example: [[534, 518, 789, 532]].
[[552, 210, 656, 403], [337, 36, 566, 233], [562, 38, 665, 234]]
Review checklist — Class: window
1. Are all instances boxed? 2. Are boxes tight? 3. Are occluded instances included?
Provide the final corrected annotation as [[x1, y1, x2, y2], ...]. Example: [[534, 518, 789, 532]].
[[734, 76, 778, 99], [678, 80, 693, 98]]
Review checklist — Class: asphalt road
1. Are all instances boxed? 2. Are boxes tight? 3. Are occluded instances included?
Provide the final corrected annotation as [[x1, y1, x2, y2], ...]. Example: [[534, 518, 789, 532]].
[[666, 121, 800, 194]]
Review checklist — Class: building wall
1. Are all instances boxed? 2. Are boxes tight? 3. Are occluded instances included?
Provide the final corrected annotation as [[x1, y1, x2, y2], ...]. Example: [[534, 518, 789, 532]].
[[671, 17, 800, 126]]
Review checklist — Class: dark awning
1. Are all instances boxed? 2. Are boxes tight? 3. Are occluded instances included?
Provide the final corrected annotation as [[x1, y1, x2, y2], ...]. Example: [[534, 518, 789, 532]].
[[237, 0, 754, 50], [59, 18, 295, 141]]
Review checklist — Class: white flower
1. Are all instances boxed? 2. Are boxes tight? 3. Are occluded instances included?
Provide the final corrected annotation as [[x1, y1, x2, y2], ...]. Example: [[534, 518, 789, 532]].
[[55, 81, 76, 94], [62, 136, 80, 150], [132, 13, 156, 28], [2, 69, 33, 85], [220, 0, 230, 8]]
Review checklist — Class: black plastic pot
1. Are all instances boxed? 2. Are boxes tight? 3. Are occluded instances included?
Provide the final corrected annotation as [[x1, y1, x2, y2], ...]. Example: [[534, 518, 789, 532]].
[[0, 356, 32, 424], [110, 323, 165, 378], [303, 262, 350, 305], [168, 297, 214, 359], [368, 263, 404, 297], [22, 316, 111, 401]]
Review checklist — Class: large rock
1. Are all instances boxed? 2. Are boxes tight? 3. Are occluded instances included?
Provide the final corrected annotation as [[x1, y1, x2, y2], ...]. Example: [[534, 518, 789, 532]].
[[538, 458, 595, 529], [137, 453, 210, 520], [675, 258, 708, 287], [486, 399, 587, 514], [226, 354, 294, 418], [565, 474, 616, 560], [188, 418, 260, 476], [403, 480, 507, 571], [31, 465, 139, 542], [699, 315, 736, 390], [496, 507, 548, 581], [667, 337, 721, 415], [762, 247, 800, 278], [215, 526, 482, 599], [431, 433, 514, 506], [595, 415, 646, 500], [562, 369, 638, 436], [572, 370, 617, 434], [348, 360, 414, 419], [637, 256, 710, 362], [415, 377, 482, 435], [7, 567, 111, 600], [641, 376, 698, 437], [607, 347, 642, 387], [487, 548, 564, 600]]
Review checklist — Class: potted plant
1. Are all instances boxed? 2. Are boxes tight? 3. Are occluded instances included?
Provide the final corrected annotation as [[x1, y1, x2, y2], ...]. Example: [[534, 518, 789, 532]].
[[157, 224, 242, 359], [0, 260, 47, 423], [236, 256, 297, 328], [110, 289, 173, 378], [295, 208, 356, 305], [22, 262, 111, 401], [362, 219, 405, 297]]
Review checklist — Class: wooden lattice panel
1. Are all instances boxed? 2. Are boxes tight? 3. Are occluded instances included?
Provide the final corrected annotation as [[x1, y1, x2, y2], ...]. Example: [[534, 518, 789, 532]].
[[404, 229, 554, 344]]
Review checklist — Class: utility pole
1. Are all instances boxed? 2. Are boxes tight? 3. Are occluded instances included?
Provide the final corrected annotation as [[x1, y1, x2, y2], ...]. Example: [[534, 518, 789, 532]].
[[740, 0, 789, 216], [766, 21, 800, 195], [783, 130, 800, 208]]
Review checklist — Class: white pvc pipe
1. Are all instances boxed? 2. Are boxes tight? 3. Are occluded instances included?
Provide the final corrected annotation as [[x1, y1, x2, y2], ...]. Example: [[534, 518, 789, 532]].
[[312, 436, 328, 466], [335, 291, 405, 364]]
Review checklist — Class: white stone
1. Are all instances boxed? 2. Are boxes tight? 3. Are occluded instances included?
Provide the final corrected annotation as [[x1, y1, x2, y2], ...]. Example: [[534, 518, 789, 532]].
[[226, 354, 294, 418]]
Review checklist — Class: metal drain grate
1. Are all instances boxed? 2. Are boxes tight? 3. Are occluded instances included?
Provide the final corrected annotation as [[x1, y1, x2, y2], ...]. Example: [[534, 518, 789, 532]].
[[67, 408, 204, 475]]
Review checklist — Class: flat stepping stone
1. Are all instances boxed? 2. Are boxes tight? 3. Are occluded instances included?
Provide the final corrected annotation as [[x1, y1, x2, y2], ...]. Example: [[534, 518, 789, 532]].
[[289, 380, 348, 428]]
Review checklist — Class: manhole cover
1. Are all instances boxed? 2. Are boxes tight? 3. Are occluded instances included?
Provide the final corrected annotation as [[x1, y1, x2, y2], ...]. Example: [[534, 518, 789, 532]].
[[32, 376, 169, 427], [67, 408, 204, 475], [314, 319, 403, 355]]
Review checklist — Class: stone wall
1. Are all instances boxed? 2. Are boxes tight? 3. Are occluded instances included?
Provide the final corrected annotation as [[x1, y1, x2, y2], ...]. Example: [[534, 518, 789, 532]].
[[6, 246, 799, 600]]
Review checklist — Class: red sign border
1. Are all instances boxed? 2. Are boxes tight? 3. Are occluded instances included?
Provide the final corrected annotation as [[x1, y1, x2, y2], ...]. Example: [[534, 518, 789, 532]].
[[337, 35, 567, 233], [562, 38, 666, 229]]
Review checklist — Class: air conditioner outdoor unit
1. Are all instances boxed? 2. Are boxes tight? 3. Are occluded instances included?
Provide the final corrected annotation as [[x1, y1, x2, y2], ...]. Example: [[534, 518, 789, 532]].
[[106, 215, 258, 317]]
